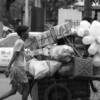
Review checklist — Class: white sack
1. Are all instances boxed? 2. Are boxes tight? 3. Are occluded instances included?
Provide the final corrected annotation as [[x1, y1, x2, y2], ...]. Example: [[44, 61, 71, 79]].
[[50, 45, 74, 59], [28, 59, 61, 79], [46, 60, 61, 76], [29, 59, 49, 79]]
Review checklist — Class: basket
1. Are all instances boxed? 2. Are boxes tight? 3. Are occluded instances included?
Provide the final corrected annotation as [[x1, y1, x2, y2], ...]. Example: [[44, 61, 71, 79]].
[[73, 57, 93, 77]]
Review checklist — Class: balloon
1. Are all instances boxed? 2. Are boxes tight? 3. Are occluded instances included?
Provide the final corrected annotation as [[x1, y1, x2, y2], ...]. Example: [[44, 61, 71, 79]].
[[82, 35, 95, 45], [88, 42, 98, 55], [96, 36, 100, 44], [90, 21, 100, 37], [84, 30, 90, 36], [93, 54, 100, 67], [80, 20, 91, 29], [77, 20, 100, 57], [97, 45, 100, 54], [91, 21, 100, 28], [77, 28, 89, 37], [77, 28, 86, 37]]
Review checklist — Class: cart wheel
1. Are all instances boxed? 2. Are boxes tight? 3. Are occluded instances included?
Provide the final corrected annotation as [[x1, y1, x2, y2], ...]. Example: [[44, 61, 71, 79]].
[[44, 84, 72, 100]]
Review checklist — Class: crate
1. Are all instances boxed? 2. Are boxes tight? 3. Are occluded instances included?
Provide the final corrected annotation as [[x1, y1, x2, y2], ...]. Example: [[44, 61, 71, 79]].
[[73, 57, 93, 77]]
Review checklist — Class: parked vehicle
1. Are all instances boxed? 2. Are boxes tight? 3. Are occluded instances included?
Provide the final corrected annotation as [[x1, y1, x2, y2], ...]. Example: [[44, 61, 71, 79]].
[[0, 47, 13, 72]]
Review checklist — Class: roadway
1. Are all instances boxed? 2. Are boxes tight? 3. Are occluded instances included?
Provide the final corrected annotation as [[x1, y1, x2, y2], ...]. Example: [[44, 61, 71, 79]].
[[0, 73, 99, 100], [0, 73, 31, 100]]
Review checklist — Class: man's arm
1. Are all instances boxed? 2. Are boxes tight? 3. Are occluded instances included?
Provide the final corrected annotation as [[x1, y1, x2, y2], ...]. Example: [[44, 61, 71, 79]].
[[8, 52, 19, 70], [8, 39, 24, 70]]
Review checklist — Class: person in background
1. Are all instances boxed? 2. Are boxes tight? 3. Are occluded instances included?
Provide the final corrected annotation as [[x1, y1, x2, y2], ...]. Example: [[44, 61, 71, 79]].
[[0, 25, 34, 100]]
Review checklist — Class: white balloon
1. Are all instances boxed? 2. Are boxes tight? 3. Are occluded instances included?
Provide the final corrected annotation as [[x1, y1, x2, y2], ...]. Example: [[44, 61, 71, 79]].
[[82, 35, 95, 45], [77, 28, 89, 37], [91, 21, 100, 28], [96, 36, 100, 44], [77, 28, 85, 37], [84, 30, 90, 36], [93, 54, 100, 67], [80, 20, 91, 29], [90, 21, 100, 37], [97, 45, 100, 54], [88, 42, 98, 55]]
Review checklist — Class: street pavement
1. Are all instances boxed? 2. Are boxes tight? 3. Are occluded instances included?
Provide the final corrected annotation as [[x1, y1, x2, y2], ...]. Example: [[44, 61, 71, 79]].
[[1, 73, 100, 100], [0, 73, 31, 100]]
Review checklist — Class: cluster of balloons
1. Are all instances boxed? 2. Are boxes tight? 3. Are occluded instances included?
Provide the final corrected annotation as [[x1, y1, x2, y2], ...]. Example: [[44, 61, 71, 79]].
[[76, 20, 100, 67]]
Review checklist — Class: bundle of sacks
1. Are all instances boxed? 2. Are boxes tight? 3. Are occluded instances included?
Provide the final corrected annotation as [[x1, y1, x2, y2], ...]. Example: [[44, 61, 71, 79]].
[[49, 45, 74, 61], [76, 20, 100, 67], [27, 45, 74, 79]]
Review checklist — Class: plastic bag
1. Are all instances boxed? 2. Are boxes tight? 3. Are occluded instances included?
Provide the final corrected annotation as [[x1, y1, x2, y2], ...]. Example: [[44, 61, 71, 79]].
[[50, 45, 74, 59], [46, 60, 61, 76], [28, 59, 49, 79], [28, 59, 61, 79]]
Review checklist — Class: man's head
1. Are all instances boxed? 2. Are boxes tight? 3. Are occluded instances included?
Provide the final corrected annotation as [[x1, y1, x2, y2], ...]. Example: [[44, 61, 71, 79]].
[[15, 25, 29, 40]]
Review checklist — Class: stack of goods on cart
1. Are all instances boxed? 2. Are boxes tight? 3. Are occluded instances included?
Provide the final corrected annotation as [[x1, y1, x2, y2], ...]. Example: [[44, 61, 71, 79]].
[[27, 45, 74, 79], [27, 22, 76, 79], [28, 21, 72, 49], [73, 20, 100, 77], [81, 21, 100, 67], [27, 20, 100, 79]]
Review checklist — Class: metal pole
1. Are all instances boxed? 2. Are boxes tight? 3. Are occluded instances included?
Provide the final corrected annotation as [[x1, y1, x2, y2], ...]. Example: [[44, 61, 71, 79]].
[[31, 0, 44, 31], [24, 0, 29, 26]]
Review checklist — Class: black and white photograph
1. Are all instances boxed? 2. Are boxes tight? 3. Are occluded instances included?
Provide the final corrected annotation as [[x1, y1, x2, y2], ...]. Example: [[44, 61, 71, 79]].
[[0, 0, 100, 100]]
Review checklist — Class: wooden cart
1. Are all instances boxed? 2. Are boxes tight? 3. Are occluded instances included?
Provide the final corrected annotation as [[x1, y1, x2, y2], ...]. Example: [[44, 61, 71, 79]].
[[31, 34, 100, 100]]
